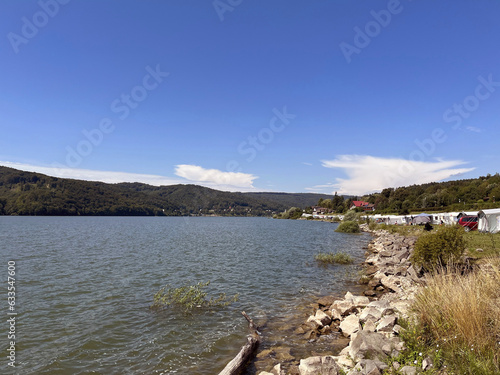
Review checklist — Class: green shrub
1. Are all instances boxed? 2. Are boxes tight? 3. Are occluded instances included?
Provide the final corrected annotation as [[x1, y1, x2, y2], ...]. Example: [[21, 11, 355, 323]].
[[335, 221, 360, 233], [368, 220, 378, 231], [411, 226, 466, 270], [315, 252, 353, 265], [343, 209, 358, 222], [151, 281, 239, 313], [277, 207, 303, 220]]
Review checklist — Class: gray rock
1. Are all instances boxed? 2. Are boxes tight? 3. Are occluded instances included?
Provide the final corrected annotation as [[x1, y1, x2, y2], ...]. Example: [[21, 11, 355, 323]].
[[332, 300, 357, 316], [363, 317, 377, 332], [353, 295, 370, 307], [340, 314, 361, 337], [357, 359, 388, 374], [400, 366, 417, 375], [332, 354, 355, 370], [298, 356, 340, 375], [330, 307, 342, 321], [392, 324, 403, 335], [379, 274, 402, 293], [349, 330, 394, 362], [422, 356, 433, 371], [395, 248, 410, 262], [364, 289, 377, 297], [367, 300, 391, 310], [359, 307, 383, 322], [379, 249, 394, 257], [317, 295, 336, 307], [307, 309, 331, 327], [273, 363, 285, 375], [376, 315, 397, 332]]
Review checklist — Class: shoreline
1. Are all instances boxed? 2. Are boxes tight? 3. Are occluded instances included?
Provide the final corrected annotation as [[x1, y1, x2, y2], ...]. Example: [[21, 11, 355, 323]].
[[250, 223, 423, 375]]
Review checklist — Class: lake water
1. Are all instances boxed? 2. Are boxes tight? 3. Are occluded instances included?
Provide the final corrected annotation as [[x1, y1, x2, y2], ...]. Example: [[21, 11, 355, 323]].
[[1, 216, 371, 374]]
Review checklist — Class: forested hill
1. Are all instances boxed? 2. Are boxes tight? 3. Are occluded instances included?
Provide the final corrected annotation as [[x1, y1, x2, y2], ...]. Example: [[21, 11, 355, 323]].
[[360, 173, 500, 214], [243, 192, 335, 208], [0, 167, 287, 216]]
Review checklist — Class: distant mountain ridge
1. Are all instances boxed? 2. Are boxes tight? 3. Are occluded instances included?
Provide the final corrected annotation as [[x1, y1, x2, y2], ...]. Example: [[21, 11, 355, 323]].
[[0, 167, 333, 216], [243, 192, 336, 209]]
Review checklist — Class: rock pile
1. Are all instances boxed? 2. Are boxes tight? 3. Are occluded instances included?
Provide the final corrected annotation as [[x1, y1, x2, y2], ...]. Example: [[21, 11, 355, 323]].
[[257, 227, 427, 375]]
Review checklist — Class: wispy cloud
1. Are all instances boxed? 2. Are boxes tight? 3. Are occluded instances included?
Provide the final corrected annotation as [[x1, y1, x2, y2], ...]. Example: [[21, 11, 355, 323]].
[[302, 162, 313, 166], [174, 164, 257, 190], [466, 126, 482, 133], [304, 183, 337, 194], [320, 155, 475, 195]]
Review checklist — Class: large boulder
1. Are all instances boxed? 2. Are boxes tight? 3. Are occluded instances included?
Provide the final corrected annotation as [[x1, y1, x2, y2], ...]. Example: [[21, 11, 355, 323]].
[[376, 315, 397, 333], [349, 331, 397, 362], [307, 309, 332, 327], [359, 306, 383, 322], [299, 356, 340, 375], [340, 314, 361, 337], [331, 299, 357, 316]]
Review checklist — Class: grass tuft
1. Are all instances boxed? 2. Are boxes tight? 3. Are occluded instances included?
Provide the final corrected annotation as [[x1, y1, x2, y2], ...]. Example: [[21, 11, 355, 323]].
[[315, 252, 353, 265], [151, 281, 239, 313]]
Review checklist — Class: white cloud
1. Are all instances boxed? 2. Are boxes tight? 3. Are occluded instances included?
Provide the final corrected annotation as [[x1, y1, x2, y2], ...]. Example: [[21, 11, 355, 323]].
[[0, 161, 184, 186], [466, 126, 482, 133], [175, 164, 257, 190], [305, 183, 337, 193], [320, 155, 475, 195]]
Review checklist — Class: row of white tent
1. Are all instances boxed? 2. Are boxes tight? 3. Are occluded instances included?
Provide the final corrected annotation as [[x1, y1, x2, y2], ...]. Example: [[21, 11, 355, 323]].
[[365, 208, 500, 233]]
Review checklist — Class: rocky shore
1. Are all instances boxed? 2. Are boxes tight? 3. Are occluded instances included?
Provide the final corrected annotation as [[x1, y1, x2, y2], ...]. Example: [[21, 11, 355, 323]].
[[255, 224, 427, 375]]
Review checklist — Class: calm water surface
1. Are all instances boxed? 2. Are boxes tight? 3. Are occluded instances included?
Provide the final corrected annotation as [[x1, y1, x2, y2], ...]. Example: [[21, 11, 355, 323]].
[[1, 217, 371, 374]]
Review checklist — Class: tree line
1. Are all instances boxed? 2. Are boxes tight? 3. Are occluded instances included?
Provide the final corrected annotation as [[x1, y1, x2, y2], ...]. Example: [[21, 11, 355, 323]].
[[311, 173, 500, 215]]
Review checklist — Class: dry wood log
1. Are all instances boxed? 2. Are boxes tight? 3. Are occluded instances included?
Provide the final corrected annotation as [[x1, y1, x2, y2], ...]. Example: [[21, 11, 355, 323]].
[[218, 311, 261, 375]]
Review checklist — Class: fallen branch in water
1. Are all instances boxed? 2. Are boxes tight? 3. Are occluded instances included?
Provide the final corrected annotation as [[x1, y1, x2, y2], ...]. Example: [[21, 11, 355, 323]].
[[218, 311, 261, 375]]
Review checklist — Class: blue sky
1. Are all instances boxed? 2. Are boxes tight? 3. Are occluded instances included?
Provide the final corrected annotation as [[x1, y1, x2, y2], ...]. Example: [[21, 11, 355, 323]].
[[1, 0, 499, 195]]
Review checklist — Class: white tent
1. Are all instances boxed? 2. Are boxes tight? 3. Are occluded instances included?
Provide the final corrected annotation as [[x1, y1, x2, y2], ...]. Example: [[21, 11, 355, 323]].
[[478, 208, 500, 233]]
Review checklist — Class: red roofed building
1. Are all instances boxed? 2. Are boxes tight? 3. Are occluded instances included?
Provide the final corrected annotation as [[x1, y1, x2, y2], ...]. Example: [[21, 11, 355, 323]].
[[350, 201, 376, 211]]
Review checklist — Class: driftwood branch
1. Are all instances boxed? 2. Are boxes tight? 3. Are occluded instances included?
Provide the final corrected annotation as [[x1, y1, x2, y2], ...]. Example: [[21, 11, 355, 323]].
[[218, 311, 261, 375]]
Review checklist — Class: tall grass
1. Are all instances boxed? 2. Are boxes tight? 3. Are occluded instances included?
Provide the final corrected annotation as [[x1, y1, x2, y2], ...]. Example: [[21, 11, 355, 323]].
[[410, 261, 500, 373]]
